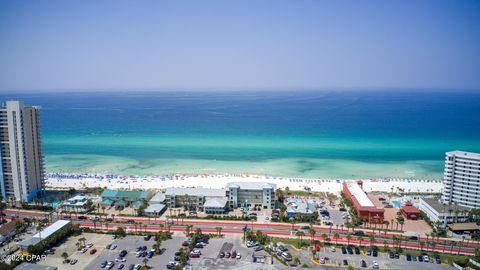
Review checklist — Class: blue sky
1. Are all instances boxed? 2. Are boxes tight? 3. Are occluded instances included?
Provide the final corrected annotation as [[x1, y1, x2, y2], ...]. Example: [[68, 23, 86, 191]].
[[0, 0, 479, 91]]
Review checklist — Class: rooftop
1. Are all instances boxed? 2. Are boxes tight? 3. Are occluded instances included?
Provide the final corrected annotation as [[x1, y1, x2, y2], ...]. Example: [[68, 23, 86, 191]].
[[420, 198, 470, 213], [286, 198, 317, 214], [448, 222, 480, 231], [204, 198, 228, 208], [101, 189, 150, 200], [446, 151, 480, 160], [18, 220, 70, 248], [345, 182, 374, 207], [226, 182, 276, 190], [14, 263, 58, 270], [0, 220, 19, 236], [165, 187, 226, 197], [144, 204, 166, 214], [149, 192, 166, 203]]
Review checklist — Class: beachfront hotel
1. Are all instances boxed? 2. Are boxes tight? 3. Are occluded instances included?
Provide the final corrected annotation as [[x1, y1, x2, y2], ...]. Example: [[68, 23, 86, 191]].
[[0, 101, 45, 202], [226, 182, 276, 210], [441, 151, 480, 208], [342, 181, 384, 223]]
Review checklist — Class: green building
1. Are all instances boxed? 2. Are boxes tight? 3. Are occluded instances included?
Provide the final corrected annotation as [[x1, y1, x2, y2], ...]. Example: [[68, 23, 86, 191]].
[[100, 189, 152, 209]]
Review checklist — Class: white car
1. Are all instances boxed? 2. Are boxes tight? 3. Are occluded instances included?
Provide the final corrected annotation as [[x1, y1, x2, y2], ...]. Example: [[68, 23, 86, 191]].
[[423, 255, 430, 262], [236, 253, 241, 259], [115, 258, 126, 262], [80, 248, 88, 254], [110, 244, 117, 250], [320, 257, 325, 264], [330, 247, 336, 252], [373, 261, 379, 269], [86, 243, 94, 248]]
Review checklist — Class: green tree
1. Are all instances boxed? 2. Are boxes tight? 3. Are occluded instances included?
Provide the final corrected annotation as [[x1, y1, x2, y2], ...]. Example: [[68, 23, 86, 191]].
[[115, 227, 127, 238], [334, 233, 340, 245], [295, 231, 305, 247], [309, 228, 316, 244], [215, 227, 222, 237]]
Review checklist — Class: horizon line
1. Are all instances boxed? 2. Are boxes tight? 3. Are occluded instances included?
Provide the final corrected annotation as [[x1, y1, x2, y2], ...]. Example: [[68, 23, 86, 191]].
[[1, 86, 480, 94]]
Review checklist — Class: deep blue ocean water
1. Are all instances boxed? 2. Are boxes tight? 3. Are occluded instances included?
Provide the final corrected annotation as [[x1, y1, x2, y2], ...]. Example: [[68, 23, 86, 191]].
[[1, 90, 479, 178]]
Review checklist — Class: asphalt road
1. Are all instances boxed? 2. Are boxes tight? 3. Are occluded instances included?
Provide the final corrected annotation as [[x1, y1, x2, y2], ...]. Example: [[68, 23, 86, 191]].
[[4, 209, 476, 256]]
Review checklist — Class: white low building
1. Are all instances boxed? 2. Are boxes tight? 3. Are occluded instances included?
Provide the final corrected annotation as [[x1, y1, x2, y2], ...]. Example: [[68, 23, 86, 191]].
[[419, 198, 469, 227]]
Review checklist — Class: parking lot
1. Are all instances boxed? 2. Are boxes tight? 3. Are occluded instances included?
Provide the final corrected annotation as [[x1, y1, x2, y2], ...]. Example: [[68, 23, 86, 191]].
[[187, 235, 287, 270], [85, 234, 184, 270], [288, 245, 456, 270], [38, 233, 113, 269]]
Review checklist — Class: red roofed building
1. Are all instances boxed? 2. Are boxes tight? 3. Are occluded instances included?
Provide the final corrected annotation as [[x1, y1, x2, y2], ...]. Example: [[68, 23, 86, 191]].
[[342, 182, 384, 223], [401, 201, 420, 220]]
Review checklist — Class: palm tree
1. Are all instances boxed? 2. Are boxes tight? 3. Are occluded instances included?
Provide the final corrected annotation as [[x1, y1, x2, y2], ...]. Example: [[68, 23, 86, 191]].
[[369, 235, 376, 248], [398, 219, 405, 232], [334, 233, 340, 245], [357, 236, 364, 246], [290, 219, 297, 231], [321, 233, 328, 243], [346, 234, 352, 246], [61, 252, 69, 261], [293, 257, 301, 266], [142, 258, 149, 268], [78, 237, 86, 247], [419, 241, 425, 252], [383, 240, 388, 252], [295, 231, 305, 247], [215, 227, 222, 237], [309, 228, 316, 244], [185, 225, 193, 236]]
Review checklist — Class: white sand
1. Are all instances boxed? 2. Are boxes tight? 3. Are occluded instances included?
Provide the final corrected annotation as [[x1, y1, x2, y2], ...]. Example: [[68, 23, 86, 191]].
[[45, 173, 443, 194]]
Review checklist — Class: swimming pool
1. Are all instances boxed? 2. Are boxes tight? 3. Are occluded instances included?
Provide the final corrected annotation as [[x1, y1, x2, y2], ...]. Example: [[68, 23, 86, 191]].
[[391, 201, 403, 208]]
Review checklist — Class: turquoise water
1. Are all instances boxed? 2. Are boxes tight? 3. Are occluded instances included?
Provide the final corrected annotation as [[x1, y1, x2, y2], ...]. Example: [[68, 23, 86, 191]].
[[1, 90, 479, 178], [391, 201, 402, 208]]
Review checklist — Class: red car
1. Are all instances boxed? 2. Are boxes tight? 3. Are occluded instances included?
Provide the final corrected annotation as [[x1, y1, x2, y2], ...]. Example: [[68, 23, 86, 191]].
[[90, 249, 97, 255]]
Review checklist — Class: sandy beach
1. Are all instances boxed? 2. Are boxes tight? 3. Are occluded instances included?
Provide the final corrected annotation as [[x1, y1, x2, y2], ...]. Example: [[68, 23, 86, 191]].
[[45, 173, 443, 194]]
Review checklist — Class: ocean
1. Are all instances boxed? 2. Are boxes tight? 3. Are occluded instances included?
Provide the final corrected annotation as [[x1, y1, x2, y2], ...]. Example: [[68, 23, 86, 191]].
[[1, 89, 479, 179]]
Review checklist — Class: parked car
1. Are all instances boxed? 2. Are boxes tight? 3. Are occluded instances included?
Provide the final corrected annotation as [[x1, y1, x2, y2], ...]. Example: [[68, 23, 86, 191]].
[[372, 261, 379, 269], [254, 246, 263, 252], [360, 260, 367, 267], [117, 264, 124, 269], [90, 248, 97, 255], [435, 256, 441, 264], [119, 250, 128, 257], [343, 259, 348, 265]]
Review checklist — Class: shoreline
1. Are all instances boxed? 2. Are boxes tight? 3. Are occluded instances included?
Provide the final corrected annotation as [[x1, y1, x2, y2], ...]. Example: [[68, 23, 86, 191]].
[[45, 172, 443, 194]]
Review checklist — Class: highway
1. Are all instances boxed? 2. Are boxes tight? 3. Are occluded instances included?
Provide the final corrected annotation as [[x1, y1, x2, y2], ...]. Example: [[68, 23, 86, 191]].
[[4, 209, 477, 256]]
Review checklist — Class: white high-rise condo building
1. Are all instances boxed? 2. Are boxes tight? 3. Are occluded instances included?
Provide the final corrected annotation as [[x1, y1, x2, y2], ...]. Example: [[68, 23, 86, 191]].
[[442, 151, 480, 208], [0, 101, 45, 202]]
